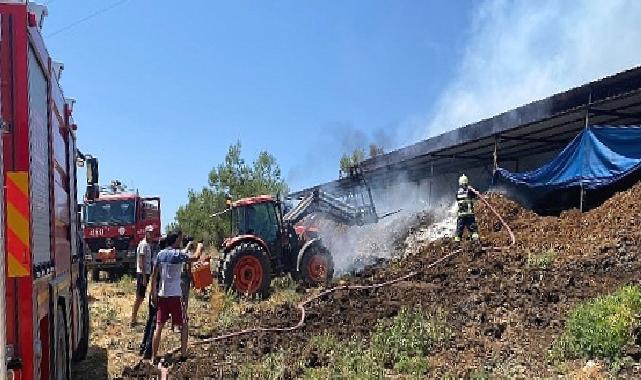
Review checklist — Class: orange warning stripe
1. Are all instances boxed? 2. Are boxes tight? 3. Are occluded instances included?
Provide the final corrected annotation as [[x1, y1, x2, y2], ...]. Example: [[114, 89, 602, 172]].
[[7, 172, 30, 277]]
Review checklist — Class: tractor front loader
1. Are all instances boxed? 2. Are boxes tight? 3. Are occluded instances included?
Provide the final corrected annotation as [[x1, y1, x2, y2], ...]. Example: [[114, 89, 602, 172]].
[[216, 170, 385, 298]]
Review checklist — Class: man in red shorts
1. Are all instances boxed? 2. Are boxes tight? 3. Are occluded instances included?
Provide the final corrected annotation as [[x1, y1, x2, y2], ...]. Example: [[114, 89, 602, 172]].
[[149, 229, 203, 364]]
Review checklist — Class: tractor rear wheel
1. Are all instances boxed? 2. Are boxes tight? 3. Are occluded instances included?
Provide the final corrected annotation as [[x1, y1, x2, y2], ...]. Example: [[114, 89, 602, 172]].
[[298, 243, 334, 287], [221, 242, 272, 298]]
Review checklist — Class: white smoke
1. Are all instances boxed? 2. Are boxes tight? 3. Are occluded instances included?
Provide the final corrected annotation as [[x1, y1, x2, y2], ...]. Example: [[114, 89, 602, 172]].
[[320, 0, 641, 274], [423, 0, 641, 138]]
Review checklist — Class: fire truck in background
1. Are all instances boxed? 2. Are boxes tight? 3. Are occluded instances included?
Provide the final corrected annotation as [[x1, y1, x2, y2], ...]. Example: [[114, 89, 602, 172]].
[[0, 2, 90, 379], [82, 176, 161, 281]]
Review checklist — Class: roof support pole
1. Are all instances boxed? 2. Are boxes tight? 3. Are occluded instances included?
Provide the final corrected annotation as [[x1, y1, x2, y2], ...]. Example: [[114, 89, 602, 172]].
[[493, 136, 499, 173], [580, 91, 592, 212], [580, 182, 585, 212], [428, 162, 434, 208]]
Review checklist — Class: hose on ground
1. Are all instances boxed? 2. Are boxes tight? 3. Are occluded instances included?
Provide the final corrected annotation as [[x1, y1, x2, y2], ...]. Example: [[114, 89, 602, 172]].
[[161, 190, 515, 373]]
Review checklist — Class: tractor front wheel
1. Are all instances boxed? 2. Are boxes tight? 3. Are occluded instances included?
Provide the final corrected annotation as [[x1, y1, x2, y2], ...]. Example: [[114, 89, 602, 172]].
[[298, 244, 334, 287], [221, 242, 272, 298]]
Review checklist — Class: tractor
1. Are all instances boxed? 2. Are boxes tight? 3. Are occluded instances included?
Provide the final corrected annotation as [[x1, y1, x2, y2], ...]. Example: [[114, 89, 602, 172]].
[[216, 169, 385, 297]]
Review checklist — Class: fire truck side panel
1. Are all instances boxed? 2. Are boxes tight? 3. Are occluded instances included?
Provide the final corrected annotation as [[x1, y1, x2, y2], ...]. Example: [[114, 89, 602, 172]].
[[30, 11, 78, 380], [1, 4, 38, 378], [28, 36, 52, 268], [67, 116, 81, 355], [1, 3, 87, 378]]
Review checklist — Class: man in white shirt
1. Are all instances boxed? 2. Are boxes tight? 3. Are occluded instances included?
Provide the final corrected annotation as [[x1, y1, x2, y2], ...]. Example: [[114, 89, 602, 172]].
[[131, 225, 154, 327], [150, 229, 203, 363]]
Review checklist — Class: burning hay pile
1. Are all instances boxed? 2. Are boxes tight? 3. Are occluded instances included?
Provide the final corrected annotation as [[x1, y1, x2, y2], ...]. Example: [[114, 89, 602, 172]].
[[309, 208, 439, 274]]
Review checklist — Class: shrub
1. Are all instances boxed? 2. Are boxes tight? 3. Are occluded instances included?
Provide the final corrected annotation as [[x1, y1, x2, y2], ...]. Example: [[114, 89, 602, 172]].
[[238, 352, 286, 380], [393, 355, 431, 378], [527, 249, 557, 269], [332, 337, 384, 379], [551, 285, 641, 361], [370, 307, 450, 367]]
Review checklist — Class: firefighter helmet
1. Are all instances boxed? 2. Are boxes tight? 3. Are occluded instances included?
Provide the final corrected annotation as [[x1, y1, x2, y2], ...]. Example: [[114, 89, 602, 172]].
[[459, 174, 469, 186]]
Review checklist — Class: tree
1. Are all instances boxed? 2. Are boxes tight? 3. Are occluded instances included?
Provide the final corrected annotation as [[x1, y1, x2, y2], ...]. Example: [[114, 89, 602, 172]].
[[339, 153, 352, 173], [368, 143, 384, 158], [172, 141, 288, 246], [339, 147, 370, 175]]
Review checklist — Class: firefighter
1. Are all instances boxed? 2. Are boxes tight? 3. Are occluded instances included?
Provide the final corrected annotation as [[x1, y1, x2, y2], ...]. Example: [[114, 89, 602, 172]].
[[454, 174, 479, 242]]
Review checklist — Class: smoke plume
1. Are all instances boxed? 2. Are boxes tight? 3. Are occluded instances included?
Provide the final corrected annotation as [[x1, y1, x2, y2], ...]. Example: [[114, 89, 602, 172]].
[[422, 0, 641, 139], [320, 0, 641, 273]]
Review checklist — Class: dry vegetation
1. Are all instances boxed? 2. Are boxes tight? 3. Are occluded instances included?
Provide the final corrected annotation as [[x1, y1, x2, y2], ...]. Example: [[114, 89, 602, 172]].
[[72, 274, 304, 379]]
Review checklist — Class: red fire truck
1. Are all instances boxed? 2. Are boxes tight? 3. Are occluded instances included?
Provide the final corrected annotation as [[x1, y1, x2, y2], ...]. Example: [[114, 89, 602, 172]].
[[83, 179, 161, 280], [0, 2, 90, 379]]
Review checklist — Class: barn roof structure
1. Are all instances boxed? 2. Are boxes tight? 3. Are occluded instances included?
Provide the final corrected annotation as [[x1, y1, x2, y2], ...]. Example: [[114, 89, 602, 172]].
[[290, 65, 641, 199]]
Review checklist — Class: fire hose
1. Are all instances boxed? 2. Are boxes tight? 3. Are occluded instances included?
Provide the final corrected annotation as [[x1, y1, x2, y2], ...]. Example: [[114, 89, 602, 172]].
[[161, 189, 515, 374]]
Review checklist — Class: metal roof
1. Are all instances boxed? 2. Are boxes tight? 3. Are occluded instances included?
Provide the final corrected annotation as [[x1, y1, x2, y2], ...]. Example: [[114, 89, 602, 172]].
[[292, 64, 641, 197]]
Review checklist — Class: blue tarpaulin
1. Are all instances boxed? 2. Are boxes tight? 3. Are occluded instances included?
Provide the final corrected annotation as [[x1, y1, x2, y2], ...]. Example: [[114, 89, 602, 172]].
[[497, 125, 641, 190]]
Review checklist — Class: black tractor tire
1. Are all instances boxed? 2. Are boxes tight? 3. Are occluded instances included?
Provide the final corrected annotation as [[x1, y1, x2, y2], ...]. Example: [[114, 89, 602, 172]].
[[221, 242, 272, 299], [108, 270, 119, 282], [55, 307, 70, 380], [297, 243, 334, 287], [72, 282, 90, 362], [91, 269, 100, 282]]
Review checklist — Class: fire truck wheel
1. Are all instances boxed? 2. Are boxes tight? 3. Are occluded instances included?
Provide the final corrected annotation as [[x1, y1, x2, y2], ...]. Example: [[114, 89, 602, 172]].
[[222, 242, 272, 299], [298, 243, 334, 287], [108, 270, 119, 282], [91, 270, 100, 282], [55, 307, 70, 380], [72, 287, 90, 361]]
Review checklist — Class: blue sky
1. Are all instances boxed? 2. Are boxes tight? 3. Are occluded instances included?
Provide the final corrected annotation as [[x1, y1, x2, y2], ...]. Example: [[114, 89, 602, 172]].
[[44, 1, 641, 228], [44, 0, 474, 227]]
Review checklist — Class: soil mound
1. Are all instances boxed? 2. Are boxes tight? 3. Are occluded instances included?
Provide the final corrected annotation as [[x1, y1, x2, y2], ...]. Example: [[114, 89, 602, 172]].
[[120, 181, 641, 378]]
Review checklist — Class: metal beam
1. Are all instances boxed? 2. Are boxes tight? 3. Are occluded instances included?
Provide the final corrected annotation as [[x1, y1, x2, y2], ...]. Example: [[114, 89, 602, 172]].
[[430, 153, 492, 160], [498, 136, 567, 144], [590, 108, 641, 120]]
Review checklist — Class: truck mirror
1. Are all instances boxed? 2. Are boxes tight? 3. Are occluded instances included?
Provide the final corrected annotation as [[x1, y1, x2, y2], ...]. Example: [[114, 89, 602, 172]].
[[86, 157, 99, 185]]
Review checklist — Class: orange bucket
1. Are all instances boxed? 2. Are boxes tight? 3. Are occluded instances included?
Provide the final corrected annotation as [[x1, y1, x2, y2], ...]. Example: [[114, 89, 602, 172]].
[[97, 248, 116, 262], [191, 261, 214, 290]]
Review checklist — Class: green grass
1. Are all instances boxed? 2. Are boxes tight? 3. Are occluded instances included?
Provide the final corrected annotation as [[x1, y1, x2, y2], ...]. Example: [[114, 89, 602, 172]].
[[527, 249, 557, 269], [238, 352, 286, 380], [393, 355, 431, 379], [551, 285, 641, 363], [308, 308, 447, 379], [370, 307, 450, 368], [237, 307, 450, 379]]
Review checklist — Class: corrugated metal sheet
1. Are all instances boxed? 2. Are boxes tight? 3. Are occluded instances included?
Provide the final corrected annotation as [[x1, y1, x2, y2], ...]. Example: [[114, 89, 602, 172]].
[[28, 47, 51, 265]]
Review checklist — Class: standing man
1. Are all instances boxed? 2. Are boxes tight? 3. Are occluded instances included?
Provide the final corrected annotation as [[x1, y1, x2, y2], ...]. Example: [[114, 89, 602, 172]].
[[454, 174, 480, 242], [140, 234, 166, 359], [150, 230, 203, 364], [131, 225, 154, 327]]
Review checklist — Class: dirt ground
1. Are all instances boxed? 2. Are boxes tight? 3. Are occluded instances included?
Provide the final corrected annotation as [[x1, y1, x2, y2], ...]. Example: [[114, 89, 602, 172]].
[[71, 272, 304, 380], [94, 182, 641, 378]]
